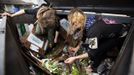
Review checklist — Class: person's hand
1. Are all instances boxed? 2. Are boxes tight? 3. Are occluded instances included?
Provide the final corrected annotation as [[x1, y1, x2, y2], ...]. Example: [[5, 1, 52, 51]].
[[1, 12, 12, 17], [54, 37, 57, 43], [85, 65, 93, 75], [64, 57, 77, 64], [69, 46, 79, 52]]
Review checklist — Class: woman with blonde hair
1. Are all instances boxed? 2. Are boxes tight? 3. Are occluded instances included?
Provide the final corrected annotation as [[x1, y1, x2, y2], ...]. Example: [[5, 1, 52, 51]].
[[68, 8, 86, 35], [65, 8, 86, 53]]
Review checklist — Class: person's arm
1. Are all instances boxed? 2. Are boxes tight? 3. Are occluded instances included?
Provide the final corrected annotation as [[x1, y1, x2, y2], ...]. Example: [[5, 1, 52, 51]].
[[75, 52, 89, 59], [1, 9, 25, 17], [11, 9, 25, 17], [54, 31, 59, 43], [54, 17, 60, 43], [64, 53, 88, 64], [69, 41, 83, 52]]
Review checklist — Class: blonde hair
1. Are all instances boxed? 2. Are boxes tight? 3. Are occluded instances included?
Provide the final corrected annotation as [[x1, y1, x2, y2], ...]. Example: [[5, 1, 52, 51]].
[[68, 8, 86, 35]]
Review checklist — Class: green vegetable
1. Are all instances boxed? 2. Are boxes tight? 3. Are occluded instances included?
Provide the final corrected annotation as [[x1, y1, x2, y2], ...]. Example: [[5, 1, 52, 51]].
[[72, 64, 79, 75]]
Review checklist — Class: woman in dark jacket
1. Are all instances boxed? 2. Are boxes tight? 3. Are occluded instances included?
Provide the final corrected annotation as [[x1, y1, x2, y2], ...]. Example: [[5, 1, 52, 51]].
[[65, 17, 126, 73]]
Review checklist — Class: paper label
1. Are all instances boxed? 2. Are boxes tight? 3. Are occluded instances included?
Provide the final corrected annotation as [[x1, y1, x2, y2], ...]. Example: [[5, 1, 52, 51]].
[[27, 33, 44, 48], [88, 37, 98, 49], [30, 44, 39, 52]]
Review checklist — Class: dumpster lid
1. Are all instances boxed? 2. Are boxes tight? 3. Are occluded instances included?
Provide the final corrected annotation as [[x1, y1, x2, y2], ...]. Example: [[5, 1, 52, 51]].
[[45, 0, 134, 7], [45, 0, 134, 16]]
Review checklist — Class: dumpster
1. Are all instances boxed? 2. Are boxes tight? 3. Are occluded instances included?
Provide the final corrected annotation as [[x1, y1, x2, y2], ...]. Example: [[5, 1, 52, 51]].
[[1, 0, 134, 75]]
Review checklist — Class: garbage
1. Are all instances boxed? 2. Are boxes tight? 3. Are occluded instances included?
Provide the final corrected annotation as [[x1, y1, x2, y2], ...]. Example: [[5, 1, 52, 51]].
[[41, 58, 81, 75], [27, 33, 44, 48], [30, 44, 39, 52], [41, 59, 63, 74]]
